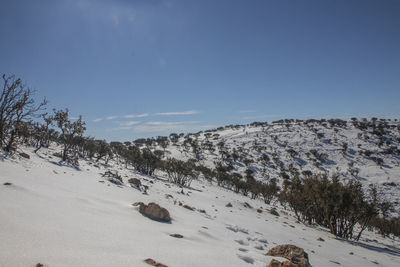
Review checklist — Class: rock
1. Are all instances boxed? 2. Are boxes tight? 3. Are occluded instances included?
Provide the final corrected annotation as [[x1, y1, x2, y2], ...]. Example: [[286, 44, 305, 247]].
[[268, 259, 282, 267], [3, 182, 12, 186], [36, 263, 44, 267], [257, 208, 263, 213], [183, 204, 194, 211], [144, 258, 168, 267], [136, 202, 171, 222], [128, 178, 142, 188], [226, 202, 233, 207], [349, 252, 354, 255], [243, 202, 253, 208], [266, 244, 310, 267], [19, 152, 30, 159], [269, 208, 280, 217], [317, 237, 325, 242], [170, 233, 183, 238], [268, 259, 297, 267]]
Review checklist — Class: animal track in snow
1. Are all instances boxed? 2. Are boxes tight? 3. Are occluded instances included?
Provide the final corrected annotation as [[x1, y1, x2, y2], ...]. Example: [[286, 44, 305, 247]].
[[235, 239, 249, 246], [237, 254, 255, 264], [226, 224, 249, 234]]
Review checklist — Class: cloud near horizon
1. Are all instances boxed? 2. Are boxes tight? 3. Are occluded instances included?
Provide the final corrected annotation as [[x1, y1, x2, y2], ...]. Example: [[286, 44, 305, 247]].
[[146, 121, 200, 126], [124, 113, 149, 118], [93, 111, 198, 122], [155, 110, 199, 116]]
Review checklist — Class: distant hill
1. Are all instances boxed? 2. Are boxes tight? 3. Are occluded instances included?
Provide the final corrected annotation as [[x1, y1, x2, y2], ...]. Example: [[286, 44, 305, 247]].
[[137, 118, 400, 213]]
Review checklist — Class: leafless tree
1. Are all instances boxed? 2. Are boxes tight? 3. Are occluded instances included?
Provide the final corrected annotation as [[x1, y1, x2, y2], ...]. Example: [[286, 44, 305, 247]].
[[0, 74, 47, 151]]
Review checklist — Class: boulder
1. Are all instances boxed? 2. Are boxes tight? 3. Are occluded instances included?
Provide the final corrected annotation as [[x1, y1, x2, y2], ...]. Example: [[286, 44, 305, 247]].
[[243, 202, 253, 208], [226, 202, 233, 207], [136, 202, 171, 222], [266, 244, 310, 267], [269, 208, 280, 217], [183, 204, 194, 211], [128, 178, 142, 188], [19, 152, 30, 159], [268, 259, 297, 267], [144, 258, 168, 267], [170, 233, 183, 238]]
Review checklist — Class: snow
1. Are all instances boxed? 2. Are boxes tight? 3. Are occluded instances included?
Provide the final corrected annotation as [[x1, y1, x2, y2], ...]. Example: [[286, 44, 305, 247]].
[[1, 146, 400, 267], [158, 121, 400, 213]]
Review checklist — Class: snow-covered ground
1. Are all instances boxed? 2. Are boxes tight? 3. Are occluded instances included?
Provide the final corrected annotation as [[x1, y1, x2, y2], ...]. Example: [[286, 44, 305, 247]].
[[156, 121, 400, 213], [1, 147, 400, 267]]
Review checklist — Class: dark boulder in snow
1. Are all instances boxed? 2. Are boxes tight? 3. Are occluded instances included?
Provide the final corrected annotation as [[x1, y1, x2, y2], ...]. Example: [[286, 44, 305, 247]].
[[170, 233, 183, 238], [144, 258, 168, 267], [134, 202, 171, 222], [183, 204, 194, 211], [128, 178, 142, 188], [269, 208, 280, 217], [266, 244, 310, 267], [19, 152, 30, 159], [268, 259, 297, 267]]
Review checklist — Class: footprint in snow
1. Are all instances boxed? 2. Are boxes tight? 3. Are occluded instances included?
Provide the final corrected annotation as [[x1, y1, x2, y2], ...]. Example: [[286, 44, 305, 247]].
[[226, 224, 249, 234], [254, 245, 264, 250], [257, 238, 268, 244], [237, 254, 254, 264], [235, 239, 249, 246]]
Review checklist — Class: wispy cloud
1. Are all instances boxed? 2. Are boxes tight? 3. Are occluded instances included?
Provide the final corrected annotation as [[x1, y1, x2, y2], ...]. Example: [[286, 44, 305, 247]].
[[155, 110, 199, 116], [112, 15, 119, 25], [106, 116, 119, 120], [124, 113, 149, 118], [117, 121, 141, 127], [93, 118, 104, 122], [146, 121, 200, 126]]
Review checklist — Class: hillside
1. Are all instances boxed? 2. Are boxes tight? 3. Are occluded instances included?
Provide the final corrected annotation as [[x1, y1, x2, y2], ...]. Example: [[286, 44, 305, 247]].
[[1, 146, 400, 267], [140, 118, 400, 214]]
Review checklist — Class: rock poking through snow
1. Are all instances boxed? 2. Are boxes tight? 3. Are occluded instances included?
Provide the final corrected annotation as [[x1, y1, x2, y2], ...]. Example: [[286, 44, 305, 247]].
[[128, 178, 141, 189], [266, 244, 310, 267], [134, 202, 171, 222], [144, 258, 168, 267], [268, 259, 297, 267], [170, 233, 183, 238], [19, 152, 30, 159]]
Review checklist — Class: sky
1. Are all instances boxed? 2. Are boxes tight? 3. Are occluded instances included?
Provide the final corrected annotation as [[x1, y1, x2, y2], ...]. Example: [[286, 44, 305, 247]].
[[0, 0, 399, 141]]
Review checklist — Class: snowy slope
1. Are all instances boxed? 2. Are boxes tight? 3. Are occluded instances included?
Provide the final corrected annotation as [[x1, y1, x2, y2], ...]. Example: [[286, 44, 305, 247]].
[[155, 120, 400, 213], [1, 147, 400, 267]]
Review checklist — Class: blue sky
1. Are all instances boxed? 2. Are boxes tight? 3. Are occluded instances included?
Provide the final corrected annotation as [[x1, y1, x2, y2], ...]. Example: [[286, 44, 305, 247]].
[[0, 0, 399, 141]]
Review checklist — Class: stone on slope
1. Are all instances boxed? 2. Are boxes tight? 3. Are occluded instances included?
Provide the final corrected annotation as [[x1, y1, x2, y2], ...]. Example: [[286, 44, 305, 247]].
[[135, 202, 171, 222], [268, 259, 297, 267], [144, 258, 168, 267], [19, 152, 30, 159], [266, 244, 310, 267], [128, 178, 141, 188]]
